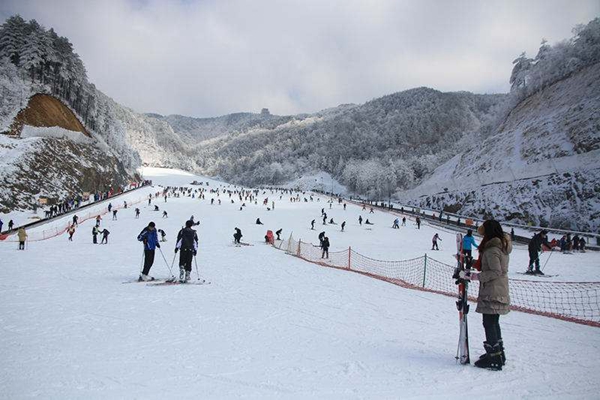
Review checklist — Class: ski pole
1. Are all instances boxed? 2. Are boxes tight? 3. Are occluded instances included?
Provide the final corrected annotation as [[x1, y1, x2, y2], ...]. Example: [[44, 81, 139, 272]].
[[139, 248, 145, 276], [194, 254, 201, 281], [158, 247, 174, 278], [541, 249, 554, 272]]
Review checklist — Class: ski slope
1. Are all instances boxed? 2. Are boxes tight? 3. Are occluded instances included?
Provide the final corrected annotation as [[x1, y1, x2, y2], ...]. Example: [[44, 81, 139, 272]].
[[1, 167, 599, 399]]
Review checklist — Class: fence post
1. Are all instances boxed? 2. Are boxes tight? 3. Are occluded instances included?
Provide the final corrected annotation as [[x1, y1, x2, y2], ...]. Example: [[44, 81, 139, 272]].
[[348, 247, 351, 270], [296, 239, 301, 257], [422, 253, 428, 288]]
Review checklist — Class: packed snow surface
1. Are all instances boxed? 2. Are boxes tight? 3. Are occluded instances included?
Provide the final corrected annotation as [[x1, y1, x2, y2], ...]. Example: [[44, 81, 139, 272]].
[[1, 167, 599, 399]]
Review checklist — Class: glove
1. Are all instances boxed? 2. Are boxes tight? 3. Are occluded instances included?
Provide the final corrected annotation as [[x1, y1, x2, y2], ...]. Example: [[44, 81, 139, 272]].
[[174, 248, 178, 253], [193, 250, 197, 256], [458, 270, 479, 281], [156, 243, 161, 248]]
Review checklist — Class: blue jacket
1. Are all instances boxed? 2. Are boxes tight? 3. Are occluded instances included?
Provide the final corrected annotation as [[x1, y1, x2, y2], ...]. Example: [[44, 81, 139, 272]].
[[138, 227, 160, 250], [462, 235, 478, 251]]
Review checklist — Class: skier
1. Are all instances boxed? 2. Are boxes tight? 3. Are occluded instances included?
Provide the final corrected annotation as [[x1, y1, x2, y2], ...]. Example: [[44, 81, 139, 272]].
[[190, 216, 200, 226], [0, 218, 3, 232], [95, 215, 102, 227], [402, 217, 406, 226], [311, 219, 315, 230], [17, 227, 27, 250], [341, 221, 346, 232], [154, 205, 159, 212], [393, 218, 399, 229], [101, 229, 110, 244], [510, 228, 515, 242], [233, 227, 243, 245], [527, 230, 549, 275], [158, 229, 167, 242], [369, 207, 374, 214], [365, 219, 374, 225], [108, 203, 112, 212], [67, 225, 75, 241], [432, 233, 442, 250], [256, 218, 263, 225], [579, 237, 586, 252], [459, 220, 510, 370], [322, 215, 327, 225], [162, 210, 168, 218], [92, 225, 100, 244], [318, 231, 325, 247], [8, 219, 14, 231], [276, 229, 282, 241], [135, 208, 140, 219], [416, 216, 421, 229], [175, 220, 199, 282], [72, 215, 79, 226], [137, 222, 160, 281], [112, 209, 118, 220], [321, 235, 330, 259], [462, 229, 478, 257], [358, 216, 363, 226], [329, 218, 336, 225], [572, 235, 580, 251]]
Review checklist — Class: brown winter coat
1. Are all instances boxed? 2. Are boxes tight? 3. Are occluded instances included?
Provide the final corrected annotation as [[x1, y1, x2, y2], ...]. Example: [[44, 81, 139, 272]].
[[17, 228, 27, 242], [476, 235, 511, 315]]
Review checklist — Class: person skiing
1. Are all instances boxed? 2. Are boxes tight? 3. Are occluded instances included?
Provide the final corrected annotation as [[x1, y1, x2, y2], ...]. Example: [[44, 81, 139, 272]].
[[67, 225, 75, 241], [17, 227, 27, 250], [459, 220, 511, 370], [329, 218, 336, 225], [510, 228, 515, 242], [393, 218, 399, 229], [527, 230, 549, 275], [321, 235, 330, 259], [341, 221, 346, 232], [462, 229, 478, 257], [358, 216, 363, 226], [322, 215, 327, 225], [343, 203, 347, 210], [92, 225, 100, 244], [101, 229, 110, 244], [137, 222, 160, 281], [112, 209, 118, 220], [95, 215, 102, 227], [402, 217, 406, 226], [276, 229, 282, 241], [175, 220, 199, 282], [311, 219, 315, 230], [318, 231, 325, 248], [135, 208, 140, 219], [233, 227, 243, 245], [108, 203, 112, 212], [365, 219, 373, 225], [432, 233, 442, 250], [162, 210, 168, 218], [8, 219, 14, 231], [72, 215, 79, 226], [256, 218, 263, 225], [158, 229, 167, 242], [154, 205, 159, 212], [416, 216, 421, 229]]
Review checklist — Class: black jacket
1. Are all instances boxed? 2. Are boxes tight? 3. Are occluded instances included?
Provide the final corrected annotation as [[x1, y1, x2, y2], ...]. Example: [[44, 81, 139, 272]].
[[528, 232, 549, 252], [176, 227, 198, 251]]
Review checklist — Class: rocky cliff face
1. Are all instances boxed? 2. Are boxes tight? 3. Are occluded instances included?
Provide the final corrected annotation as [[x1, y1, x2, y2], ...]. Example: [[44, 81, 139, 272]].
[[401, 63, 600, 231]]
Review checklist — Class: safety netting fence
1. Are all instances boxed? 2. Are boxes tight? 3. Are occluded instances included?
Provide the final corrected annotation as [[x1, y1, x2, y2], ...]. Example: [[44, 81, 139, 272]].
[[278, 235, 600, 327], [0, 194, 149, 243]]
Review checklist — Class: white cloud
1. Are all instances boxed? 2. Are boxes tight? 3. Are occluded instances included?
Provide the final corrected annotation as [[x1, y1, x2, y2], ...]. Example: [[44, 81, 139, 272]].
[[1, 0, 598, 117]]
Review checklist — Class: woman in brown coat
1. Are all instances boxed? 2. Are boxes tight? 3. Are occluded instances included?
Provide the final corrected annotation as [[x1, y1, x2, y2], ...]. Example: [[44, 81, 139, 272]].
[[467, 220, 511, 370]]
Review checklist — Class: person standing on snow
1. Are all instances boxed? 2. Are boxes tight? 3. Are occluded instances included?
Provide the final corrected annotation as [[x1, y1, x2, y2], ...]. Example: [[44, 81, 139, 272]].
[[358, 215, 363, 226], [137, 222, 160, 281], [431, 233, 442, 250], [175, 220, 199, 282], [459, 220, 511, 371], [135, 208, 140, 219], [527, 230, 549, 275], [67, 225, 75, 241], [8, 220, 14, 231], [101, 229, 110, 244], [311, 219, 315, 230], [17, 227, 27, 249], [321, 236, 330, 259], [462, 229, 478, 258], [341, 221, 346, 232], [92, 225, 100, 244], [233, 227, 243, 245], [416, 216, 421, 229]]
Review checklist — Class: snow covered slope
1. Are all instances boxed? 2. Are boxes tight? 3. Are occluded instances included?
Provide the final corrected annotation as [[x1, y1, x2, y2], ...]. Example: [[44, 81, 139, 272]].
[[1, 167, 599, 399], [402, 63, 600, 231]]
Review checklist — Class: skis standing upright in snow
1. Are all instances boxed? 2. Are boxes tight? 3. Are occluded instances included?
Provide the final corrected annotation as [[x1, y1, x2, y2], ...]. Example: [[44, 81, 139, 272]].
[[453, 233, 470, 364]]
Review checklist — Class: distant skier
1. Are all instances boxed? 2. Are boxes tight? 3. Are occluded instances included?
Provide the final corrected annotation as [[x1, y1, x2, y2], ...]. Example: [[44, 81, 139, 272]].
[[175, 220, 199, 282], [343, 203, 347, 210], [341, 221, 346, 232], [72, 215, 79, 226], [92, 225, 100, 244], [321, 236, 330, 259], [108, 203, 113, 212], [162, 210, 168, 218], [101, 229, 110, 244], [510, 228, 515, 241], [154, 205, 159, 212], [8, 219, 14, 231], [462, 229, 478, 257], [579, 237, 586, 252], [393, 218, 399, 229], [137, 222, 160, 281], [17, 227, 27, 250], [256, 218, 263, 225], [158, 229, 167, 242], [233, 227, 243, 245], [365, 219, 373, 225], [416, 216, 421, 229], [358, 216, 363, 226], [112, 209, 118, 220], [95, 215, 102, 227], [311, 219, 315, 230], [369, 207, 374, 214], [402, 217, 406, 226], [431, 233, 442, 250], [527, 230, 549, 275], [318, 231, 325, 247], [276, 229, 282, 241], [322, 215, 327, 225], [135, 208, 140, 219], [67, 225, 76, 241]]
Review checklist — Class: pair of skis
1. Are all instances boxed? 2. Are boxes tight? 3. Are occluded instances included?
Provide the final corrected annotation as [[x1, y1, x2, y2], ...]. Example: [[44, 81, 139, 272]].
[[453, 233, 471, 364]]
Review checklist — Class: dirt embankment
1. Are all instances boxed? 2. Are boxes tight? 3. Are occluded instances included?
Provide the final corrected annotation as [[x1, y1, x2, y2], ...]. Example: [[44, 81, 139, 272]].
[[9, 94, 90, 137]]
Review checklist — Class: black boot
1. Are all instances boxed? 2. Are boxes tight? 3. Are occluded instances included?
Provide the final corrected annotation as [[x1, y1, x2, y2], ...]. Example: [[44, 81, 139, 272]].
[[478, 341, 489, 360], [474, 342, 503, 370], [498, 339, 506, 365]]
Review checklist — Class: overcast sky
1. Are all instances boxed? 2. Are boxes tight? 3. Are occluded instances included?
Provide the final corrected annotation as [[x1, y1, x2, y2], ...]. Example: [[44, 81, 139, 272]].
[[1, 0, 598, 118]]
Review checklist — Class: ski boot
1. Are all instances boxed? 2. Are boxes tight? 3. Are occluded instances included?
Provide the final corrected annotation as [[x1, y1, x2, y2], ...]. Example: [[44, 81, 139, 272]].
[[185, 271, 191, 282], [179, 268, 185, 283], [139, 274, 154, 282], [534, 269, 545, 276], [474, 342, 503, 370], [525, 268, 534, 275]]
